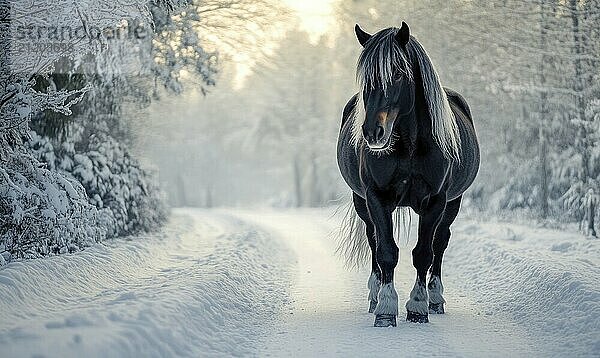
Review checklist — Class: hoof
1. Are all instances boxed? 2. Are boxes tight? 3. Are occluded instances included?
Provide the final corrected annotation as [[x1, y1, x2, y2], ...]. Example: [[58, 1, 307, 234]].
[[374, 314, 397, 327], [406, 311, 429, 323], [429, 302, 445, 314], [368, 300, 377, 313]]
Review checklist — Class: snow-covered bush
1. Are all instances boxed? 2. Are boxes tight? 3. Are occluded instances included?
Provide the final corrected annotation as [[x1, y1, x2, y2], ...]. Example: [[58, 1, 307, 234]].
[[28, 129, 168, 239], [0, 74, 100, 263], [0, 149, 105, 262], [488, 161, 540, 212], [557, 99, 600, 235]]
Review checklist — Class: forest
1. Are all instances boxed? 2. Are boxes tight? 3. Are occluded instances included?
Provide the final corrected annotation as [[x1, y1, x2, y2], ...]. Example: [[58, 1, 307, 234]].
[[1, 0, 599, 262]]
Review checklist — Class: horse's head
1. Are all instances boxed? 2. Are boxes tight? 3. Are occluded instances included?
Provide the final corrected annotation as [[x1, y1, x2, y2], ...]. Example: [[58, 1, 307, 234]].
[[353, 23, 415, 152]]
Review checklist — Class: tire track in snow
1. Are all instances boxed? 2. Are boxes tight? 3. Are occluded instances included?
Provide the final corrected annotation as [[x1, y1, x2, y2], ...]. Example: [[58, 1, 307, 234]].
[[0, 209, 293, 358], [2, 208, 596, 357], [229, 208, 553, 358]]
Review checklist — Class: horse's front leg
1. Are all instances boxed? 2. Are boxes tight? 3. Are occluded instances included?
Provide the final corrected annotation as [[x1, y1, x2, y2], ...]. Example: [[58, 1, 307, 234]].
[[429, 195, 462, 314], [352, 193, 380, 313], [406, 193, 446, 323], [366, 191, 397, 327]]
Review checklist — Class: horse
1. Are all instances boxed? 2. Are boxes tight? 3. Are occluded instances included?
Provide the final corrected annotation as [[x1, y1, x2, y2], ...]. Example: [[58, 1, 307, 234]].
[[336, 22, 480, 327]]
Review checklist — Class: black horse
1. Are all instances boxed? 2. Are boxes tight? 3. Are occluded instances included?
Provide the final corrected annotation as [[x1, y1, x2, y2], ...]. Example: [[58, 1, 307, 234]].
[[337, 23, 480, 327]]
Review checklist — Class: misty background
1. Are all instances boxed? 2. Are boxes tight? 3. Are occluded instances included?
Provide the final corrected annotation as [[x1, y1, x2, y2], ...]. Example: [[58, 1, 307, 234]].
[[2, 0, 599, 261], [141, 0, 599, 234]]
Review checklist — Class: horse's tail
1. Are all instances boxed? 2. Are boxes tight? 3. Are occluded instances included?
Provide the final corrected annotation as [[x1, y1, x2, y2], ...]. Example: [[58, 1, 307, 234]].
[[335, 200, 369, 269], [335, 198, 412, 269]]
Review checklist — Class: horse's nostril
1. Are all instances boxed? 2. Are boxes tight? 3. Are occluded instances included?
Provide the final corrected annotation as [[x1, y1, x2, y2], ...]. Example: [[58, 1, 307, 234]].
[[375, 125, 385, 142], [362, 127, 369, 141]]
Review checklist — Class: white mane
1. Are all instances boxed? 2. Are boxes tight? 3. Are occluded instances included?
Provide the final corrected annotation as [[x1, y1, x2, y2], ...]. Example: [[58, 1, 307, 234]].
[[351, 28, 461, 161]]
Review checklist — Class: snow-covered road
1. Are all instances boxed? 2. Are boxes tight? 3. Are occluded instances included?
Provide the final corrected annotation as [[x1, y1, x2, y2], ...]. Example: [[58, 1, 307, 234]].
[[1, 208, 598, 357]]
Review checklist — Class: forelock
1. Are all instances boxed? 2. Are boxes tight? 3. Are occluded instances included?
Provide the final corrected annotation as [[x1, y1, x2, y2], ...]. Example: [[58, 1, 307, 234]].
[[356, 28, 413, 95]]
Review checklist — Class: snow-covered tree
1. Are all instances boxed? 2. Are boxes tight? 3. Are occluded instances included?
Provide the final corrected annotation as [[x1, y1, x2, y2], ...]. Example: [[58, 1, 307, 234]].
[[0, 0, 166, 262]]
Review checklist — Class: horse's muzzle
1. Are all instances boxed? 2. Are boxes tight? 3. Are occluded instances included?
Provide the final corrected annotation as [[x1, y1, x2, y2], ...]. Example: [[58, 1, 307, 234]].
[[363, 125, 387, 148], [362, 110, 397, 150]]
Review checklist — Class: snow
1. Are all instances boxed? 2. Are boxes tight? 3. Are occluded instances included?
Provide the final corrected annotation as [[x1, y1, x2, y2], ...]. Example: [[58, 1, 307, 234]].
[[444, 219, 600, 357], [1, 208, 598, 357], [0, 210, 293, 357]]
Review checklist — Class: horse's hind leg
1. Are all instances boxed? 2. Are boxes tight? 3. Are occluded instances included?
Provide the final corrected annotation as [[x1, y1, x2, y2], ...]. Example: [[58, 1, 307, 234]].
[[353, 193, 380, 313], [429, 195, 462, 314]]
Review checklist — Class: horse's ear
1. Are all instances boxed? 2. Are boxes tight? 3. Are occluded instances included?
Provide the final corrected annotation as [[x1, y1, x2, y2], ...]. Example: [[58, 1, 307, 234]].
[[355, 24, 372, 47], [396, 21, 410, 47]]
